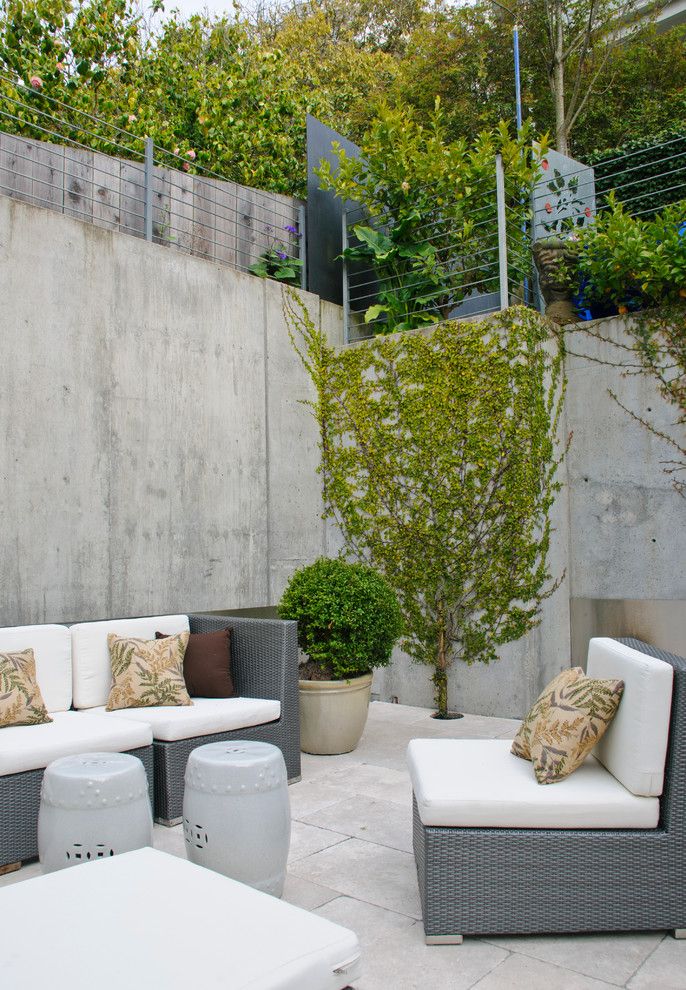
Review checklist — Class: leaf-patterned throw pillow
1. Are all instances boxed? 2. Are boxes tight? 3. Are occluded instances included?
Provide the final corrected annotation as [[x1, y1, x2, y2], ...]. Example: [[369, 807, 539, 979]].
[[511, 667, 584, 760], [106, 632, 192, 711], [530, 675, 625, 784], [0, 648, 52, 727]]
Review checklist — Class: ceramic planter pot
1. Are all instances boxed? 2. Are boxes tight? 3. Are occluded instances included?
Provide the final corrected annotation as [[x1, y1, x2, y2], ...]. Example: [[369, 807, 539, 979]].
[[299, 672, 373, 755]]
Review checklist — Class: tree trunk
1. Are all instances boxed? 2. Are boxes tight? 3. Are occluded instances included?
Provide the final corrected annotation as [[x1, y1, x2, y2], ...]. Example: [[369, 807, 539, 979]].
[[552, 0, 568, 156], [432, 623, 449, 717]]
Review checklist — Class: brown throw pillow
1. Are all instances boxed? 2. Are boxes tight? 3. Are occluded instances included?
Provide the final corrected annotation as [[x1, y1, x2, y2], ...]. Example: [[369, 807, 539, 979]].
[[106, 632, 192, 711], [530, 675, 625, 784], [511, 667, 585, 760], [156, 627, 236, 698], [0, 648, 52, 727]]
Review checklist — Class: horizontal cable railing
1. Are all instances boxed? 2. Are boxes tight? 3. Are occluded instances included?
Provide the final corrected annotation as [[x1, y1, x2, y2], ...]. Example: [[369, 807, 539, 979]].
[[343, 131, 686, 342], [0, 77, 306, 285]]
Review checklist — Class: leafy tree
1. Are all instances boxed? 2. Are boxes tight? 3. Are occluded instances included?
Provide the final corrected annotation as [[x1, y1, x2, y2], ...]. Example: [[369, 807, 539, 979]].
[[572, 25, 686, 158], [287, 293, 566, 716], [317, 102, 542, 333]]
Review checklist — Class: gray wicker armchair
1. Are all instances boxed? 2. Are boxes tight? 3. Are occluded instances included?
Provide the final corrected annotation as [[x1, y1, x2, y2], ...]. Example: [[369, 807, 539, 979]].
[[412, 639, 686, 942], [151, 613, 301, 824]]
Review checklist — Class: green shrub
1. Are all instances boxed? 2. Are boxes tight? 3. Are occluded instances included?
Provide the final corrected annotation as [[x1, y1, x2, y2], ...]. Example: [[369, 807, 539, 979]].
[[575, 196, 686, 310], [588, 130, 686, 218], [278, 557, 403, 680]]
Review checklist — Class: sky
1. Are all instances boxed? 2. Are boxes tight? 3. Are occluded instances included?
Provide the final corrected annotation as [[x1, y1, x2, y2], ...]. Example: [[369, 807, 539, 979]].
[[145, 0, 261, 22]]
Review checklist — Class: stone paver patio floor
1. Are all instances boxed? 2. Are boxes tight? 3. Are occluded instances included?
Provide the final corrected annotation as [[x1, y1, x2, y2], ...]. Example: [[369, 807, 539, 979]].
[[3, 701, 685, 988]]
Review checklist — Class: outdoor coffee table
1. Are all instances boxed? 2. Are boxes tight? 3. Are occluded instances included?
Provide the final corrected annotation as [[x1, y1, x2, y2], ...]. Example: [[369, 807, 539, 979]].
[[0, 847, 361, 990]]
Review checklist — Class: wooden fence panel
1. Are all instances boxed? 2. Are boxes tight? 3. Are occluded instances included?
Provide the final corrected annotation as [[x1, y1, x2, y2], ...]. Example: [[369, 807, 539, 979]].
[[0, 133, 36, 206], [120, 160, 145, 238], [63, 146, 94, 223], [91, 150, 121, 231], [151, 166, 171, 247], [0, 131, 301, 275], [30, 140, 64, 210], [212, 178, 237, 268], [192, 177, 216, 261], [167, 169, 194, 254]]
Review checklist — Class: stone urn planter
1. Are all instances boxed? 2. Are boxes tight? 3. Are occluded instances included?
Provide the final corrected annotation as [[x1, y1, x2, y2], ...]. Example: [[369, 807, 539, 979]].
[[299, 672, 373, 755], [533, 237, 578, 325], [278, 558, 402, 756]]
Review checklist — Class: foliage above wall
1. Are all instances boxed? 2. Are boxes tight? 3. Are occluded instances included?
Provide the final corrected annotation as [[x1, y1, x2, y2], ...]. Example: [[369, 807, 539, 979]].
[[1, 0, 684, 198], [573, 197, 686, 312], [286, 292, 566, 716], [317, 104, 541, 333]]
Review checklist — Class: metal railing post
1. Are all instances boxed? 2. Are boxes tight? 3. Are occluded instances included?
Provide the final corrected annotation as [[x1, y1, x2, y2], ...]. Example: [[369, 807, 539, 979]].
[[342, 209, 350, 344], [144, 137, 154, 242], [495, 153, 509, 311], [298, 203, 307, 291]]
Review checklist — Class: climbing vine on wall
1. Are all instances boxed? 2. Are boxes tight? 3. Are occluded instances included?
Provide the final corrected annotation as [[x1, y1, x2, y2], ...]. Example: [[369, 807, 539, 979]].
[[286, 293, 567, 716]]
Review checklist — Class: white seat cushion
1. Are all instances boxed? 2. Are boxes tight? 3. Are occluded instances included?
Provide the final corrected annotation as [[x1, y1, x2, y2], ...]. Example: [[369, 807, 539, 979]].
[[586, 637, 673, 797], [85, 697, 281, 742], [0, 848, 361, 990], [71, 615, 190, 710], [0, 624, 71, 713], [0, 711, 152, 776], [407, 739, 659, 829]]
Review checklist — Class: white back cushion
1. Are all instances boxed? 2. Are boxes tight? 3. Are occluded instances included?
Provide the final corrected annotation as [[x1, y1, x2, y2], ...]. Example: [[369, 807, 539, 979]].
[[587, 637, 673, 797], [71, 615, 190, 710], [0, 624, 72, 713]]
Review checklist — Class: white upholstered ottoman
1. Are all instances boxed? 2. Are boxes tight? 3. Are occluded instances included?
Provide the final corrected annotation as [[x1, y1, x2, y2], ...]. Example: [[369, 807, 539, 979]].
[[0, 847, 361, 990]]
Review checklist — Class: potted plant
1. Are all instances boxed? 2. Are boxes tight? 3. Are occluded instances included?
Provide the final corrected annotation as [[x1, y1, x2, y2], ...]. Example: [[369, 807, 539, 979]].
[[278, 557, 403, 755]]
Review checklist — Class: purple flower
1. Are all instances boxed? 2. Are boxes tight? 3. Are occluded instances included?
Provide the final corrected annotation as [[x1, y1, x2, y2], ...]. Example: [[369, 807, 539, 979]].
[[276, 250, 288, 260], [284, 224, 302, 238]]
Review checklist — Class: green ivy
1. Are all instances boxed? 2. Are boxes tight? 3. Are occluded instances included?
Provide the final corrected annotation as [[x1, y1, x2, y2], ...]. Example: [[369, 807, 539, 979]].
[[286, 291, 566, 715]]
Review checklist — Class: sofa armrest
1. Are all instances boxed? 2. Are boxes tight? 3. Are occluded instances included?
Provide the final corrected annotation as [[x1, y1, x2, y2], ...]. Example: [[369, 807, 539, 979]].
[[187, 613, 298, 707]]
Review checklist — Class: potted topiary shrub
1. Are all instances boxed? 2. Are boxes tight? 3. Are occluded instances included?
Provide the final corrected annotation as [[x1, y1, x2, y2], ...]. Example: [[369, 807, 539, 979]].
[[278, 557, 403, 755]]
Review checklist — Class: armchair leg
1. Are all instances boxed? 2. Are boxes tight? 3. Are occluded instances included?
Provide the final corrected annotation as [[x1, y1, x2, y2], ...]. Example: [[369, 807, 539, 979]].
[[673, 929, 686, 939], [425, 934, 464, 945]]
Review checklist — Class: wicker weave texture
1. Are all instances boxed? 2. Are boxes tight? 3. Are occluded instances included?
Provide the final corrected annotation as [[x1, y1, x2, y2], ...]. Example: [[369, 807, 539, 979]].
[[0, 745, 154, 868], [413, 639, 686, 938], [150, 613, 301, 823]]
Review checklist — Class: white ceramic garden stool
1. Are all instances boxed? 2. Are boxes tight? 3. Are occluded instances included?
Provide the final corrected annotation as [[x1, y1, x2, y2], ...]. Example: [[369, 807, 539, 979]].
[[183, 741, 291, 897], [38, 752, 152, 874]]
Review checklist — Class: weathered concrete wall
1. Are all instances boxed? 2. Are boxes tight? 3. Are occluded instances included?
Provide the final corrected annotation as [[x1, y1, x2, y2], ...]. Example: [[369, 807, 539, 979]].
[[374, 315, 685, 716], [2, 196, 683, 716], [0, 195, 325, 624]]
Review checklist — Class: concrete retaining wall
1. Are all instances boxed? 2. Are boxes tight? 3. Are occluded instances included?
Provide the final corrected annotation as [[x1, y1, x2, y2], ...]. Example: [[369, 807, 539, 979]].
[[1, 194, 683, 715], [0, 195, 329, 624]]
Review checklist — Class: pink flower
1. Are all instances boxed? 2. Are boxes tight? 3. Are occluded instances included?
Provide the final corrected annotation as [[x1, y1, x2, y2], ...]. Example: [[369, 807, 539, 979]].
[[56, 62, 65, 72], [541, 159, 549, 170], [29, 75, 43, 89], [128, 114, 137, 124], [182, 161, 190, 172], [173, 147, 180, 155], [186, 149, 196, 160], [545, 202, 553, 214], [585, 206, 592, 218]]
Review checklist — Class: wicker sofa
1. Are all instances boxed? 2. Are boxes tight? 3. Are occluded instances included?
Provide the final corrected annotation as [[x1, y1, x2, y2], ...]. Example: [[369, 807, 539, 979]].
[[1, 612, 300, 868], [407, 638, 686, 943]]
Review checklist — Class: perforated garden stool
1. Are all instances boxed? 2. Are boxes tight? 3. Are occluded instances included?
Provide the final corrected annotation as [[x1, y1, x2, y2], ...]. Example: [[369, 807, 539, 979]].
[[38, 752, 153, 874], [183, 740, 291, 897]]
